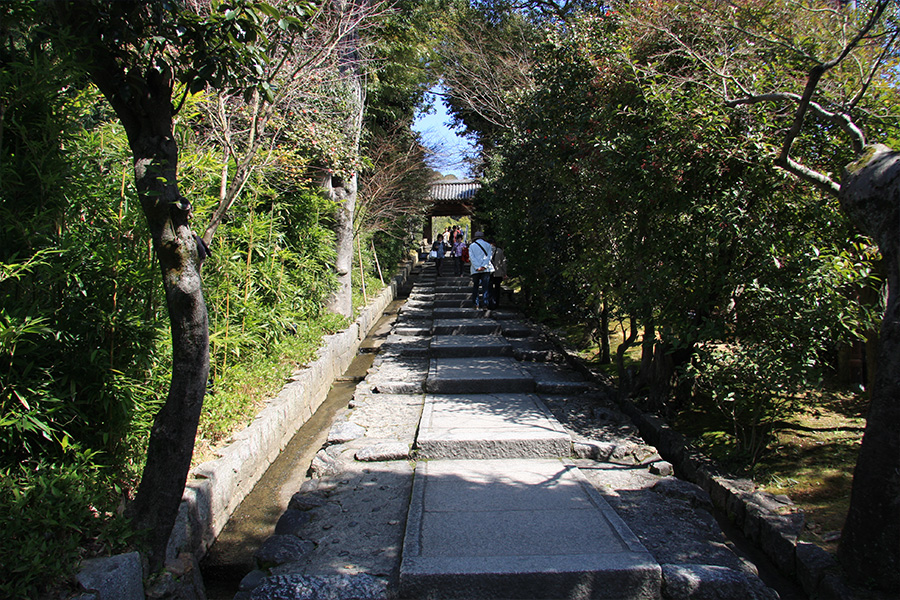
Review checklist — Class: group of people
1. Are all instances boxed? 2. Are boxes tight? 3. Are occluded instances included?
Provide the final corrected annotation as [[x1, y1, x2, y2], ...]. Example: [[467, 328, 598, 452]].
[[429, 228, 507, 310]]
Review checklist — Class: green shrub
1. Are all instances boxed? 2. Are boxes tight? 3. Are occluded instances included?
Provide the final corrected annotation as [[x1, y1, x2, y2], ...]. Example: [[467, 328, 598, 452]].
[[0, 451, 136, 600]]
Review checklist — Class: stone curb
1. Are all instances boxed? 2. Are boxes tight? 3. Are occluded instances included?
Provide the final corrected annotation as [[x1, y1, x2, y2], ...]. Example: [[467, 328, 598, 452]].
[[547, 335, 851, 600], [164, 257, 418, 564]]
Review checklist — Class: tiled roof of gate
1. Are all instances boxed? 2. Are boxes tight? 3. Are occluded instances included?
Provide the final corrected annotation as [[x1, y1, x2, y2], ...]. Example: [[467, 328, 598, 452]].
[[429, 179, 481, 202]]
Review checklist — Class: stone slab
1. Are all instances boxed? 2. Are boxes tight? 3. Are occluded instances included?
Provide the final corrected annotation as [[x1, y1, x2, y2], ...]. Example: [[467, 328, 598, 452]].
[[432, 319, 501, 336], [400, 458, 661, 599], [434, 293, 471, 302], [429, 335, 512, 358], [398, 307, 433, 320], [416, 393, 571, 459], [499, 320, 534, 338], [393, 325, 432, 337], [77, 552, 144, 600], [425, 357, 535, 394], [433, 307, 483, 320], [434, 299, 471, 308], [521, 362, 595, 394]]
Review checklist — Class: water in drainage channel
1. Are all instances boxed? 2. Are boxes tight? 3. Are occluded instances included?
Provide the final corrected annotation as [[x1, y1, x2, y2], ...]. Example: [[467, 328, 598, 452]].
[[201, 300, 404, 599]]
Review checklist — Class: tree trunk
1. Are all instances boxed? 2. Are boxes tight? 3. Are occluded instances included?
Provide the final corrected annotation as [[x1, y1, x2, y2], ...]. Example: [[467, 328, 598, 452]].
[[837, 145, 899, 591], [90, 64, 210, 572], [324, 0, 366, 319], [325, 173, 358, 318], [616, 318, 639, 399], [598, 300, 611, 364]]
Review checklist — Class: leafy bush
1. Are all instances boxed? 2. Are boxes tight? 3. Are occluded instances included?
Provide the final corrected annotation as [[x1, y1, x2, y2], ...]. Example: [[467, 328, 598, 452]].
[[0, 452, 136, 599]]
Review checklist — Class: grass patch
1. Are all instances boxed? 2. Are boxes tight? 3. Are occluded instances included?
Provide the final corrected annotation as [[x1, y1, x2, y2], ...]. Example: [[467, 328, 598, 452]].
[[194, 276, 388, 465], [750, 390, 865, 552], [674, 385, 865, 554]]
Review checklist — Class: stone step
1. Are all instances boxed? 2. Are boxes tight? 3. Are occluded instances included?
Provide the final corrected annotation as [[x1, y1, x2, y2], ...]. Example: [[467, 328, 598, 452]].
[[433, 299, 472, 308], [433, 307, 482, 320], [436, 275, 471, 284], [435, 285, 471, 293], [425, 356, 535, 394], [499, 321, 533, 338], [399, 458, 661, 600], [415, 393, 570, 460], [434, 292, 470, 302], [429, 335, 512, 358], [432, 318, 501, 336], [393, 324, 432, 337], [399, 307, 434, 320], [521, 362, 596, 394]]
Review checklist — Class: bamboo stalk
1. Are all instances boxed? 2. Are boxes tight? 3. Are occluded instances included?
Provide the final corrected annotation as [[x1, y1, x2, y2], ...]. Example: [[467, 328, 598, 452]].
[[244, 208, 254, 304], [224, 272, 231, 375], [372, 241, 384, 285], [357, 234, 367, 304]]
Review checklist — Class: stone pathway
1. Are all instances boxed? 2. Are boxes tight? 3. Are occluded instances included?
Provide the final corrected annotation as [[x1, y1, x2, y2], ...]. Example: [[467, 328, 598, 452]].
[[234, 263, 779, 600]]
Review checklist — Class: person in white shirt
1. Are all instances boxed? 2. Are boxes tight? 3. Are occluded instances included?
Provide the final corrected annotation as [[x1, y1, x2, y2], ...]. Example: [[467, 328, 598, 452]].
[[468, 231, 494, 310]]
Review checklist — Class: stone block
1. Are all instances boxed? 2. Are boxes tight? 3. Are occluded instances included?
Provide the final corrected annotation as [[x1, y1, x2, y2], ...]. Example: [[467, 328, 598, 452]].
[[706, 477, 730, 515], [326, 421, 366, 445], [239, 569, 267, 592], [249, 574, 388, 600], [355, 442, 410, 461], [795, 541, 838, 596], [724, 486, 747, 528], [651, 477, 713, 511], [572, 440, 616, 461], [649, 461, 674, 477], [657, 427, 686, 464], [661, 564, 778, 600], [759, 511, 803, 577], [288, 492, 329, 512], [274, 509, 312, 537], [743, 502, 765, 544], [76, 551, 144, 600], [254, 535, 315, 569]]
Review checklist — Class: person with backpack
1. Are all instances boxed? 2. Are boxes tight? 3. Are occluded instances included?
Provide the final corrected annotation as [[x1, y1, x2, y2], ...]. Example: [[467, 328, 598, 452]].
[[468, 231, 493, 310], [430, 234, 448, 276], [489, 239, 507, 309], [452, 232, 467, 276]]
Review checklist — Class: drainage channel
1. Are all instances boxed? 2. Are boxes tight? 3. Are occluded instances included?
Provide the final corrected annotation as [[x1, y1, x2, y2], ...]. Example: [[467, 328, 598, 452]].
[[202, 299, 405, 599]]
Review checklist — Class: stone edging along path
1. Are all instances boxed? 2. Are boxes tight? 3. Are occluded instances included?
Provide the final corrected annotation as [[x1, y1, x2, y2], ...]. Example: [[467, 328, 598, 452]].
[[549, 330, 855, 600], [165, 258, 419, 563]]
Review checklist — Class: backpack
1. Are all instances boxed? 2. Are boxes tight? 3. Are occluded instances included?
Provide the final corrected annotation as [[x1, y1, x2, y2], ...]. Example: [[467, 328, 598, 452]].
[[460, 244, 469, 263]]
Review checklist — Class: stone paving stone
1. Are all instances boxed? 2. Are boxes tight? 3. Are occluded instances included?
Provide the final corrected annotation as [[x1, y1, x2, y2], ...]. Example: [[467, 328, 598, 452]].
[[416, 393, 571, 459], [366, 356, 428, 394], [433, 298, 470, 308], [424, 356, 535, 394], [521, 362, 596, 394], [432, 318, 501, 336], [428, 334, 512, 358], [433, 307, 483, 320], [434, 292, 470, 302], [392, 324, 432, 337], [499, 320, 534, 338], [399, 458, 661, 600], [397, 306, 432, 320]]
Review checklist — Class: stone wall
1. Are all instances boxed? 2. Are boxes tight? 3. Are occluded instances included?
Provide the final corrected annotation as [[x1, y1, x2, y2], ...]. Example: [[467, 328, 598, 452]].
[[165, 258, 417, 563]]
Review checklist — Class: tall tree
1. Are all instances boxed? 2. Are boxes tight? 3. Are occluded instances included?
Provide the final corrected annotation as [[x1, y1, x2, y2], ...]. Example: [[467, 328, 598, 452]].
[[437, 3, 538, 169], [40, 0, 314, 570], [624, 0, 900, 588], [323, 0, 368, 318]]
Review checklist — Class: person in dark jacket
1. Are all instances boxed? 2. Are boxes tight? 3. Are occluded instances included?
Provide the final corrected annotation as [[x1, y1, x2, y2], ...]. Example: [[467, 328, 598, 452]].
[[431, 234, 448, 276]]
